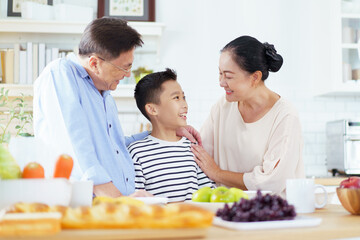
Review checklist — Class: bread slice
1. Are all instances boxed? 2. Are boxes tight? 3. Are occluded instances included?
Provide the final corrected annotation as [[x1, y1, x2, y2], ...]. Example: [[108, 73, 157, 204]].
[[3, 200, 214, 230], [0, 212, 61, 236]]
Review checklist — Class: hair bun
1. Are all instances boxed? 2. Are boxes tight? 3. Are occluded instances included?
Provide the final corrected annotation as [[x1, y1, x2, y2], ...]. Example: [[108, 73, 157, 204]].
[[263, 42, 283, 72]]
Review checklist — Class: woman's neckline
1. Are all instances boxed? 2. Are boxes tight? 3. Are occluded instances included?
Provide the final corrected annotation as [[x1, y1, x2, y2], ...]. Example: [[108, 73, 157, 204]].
[[237, 96, 282, 125]]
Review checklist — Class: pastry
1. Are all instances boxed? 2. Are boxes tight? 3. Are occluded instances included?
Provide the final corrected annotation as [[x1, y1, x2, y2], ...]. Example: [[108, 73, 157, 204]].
[[0, 212, 61, 236], [3, 199, 214, 230]]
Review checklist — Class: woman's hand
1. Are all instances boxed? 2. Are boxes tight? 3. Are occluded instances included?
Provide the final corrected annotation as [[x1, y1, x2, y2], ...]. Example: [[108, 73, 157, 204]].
[[191, 144, 221, 181], [176, 125, 202, 146], [129, 190, 154, 197]]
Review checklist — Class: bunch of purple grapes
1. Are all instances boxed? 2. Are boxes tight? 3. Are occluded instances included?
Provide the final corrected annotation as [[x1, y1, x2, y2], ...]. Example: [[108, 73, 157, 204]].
[[216, 190, 296, 222]]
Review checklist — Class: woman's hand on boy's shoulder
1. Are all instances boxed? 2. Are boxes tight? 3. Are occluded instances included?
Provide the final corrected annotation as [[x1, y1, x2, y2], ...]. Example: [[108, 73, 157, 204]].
[[176, 125, 202, 146]]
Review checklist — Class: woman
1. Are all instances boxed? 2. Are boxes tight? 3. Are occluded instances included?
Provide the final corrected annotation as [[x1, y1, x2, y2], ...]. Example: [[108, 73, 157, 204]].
[[192, 35, 304, 196]]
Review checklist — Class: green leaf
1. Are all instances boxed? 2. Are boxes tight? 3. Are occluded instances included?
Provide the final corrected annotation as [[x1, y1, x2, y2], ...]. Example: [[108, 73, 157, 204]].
[[19, 133, 32, 137]]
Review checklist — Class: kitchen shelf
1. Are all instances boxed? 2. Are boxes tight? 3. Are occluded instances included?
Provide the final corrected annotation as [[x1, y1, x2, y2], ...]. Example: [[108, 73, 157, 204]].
[[316, 1, 360, 97], [0, 19, 165, 36], [316, 82, 360, 97], [342, 43, 359, 49], [0, 83, 135, 99], [341, 13, 360, 19]]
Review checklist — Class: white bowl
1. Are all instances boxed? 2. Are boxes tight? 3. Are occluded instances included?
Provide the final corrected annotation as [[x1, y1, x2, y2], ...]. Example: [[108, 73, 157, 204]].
[[0, 178, 72, 209], [188, 191, 272, 213]]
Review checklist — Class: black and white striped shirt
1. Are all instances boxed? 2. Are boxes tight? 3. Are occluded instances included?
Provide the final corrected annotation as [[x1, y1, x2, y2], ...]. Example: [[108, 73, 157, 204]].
[[128, 136, 214, 202]]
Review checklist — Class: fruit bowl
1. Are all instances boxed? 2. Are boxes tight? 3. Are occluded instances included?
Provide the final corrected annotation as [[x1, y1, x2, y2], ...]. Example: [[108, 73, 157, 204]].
[[336, 187, 360, 215]]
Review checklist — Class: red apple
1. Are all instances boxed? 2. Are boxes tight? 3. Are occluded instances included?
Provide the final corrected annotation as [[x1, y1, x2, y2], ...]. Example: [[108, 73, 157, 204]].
[[340, 177, 360, 189]]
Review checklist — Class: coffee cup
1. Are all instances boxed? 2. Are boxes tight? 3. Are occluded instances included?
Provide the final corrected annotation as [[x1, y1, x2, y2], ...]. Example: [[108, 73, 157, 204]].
[[286, 178, 327, 213]]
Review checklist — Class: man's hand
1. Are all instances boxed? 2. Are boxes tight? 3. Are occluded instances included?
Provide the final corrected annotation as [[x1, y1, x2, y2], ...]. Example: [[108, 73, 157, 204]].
[[93, 182, 122, 197], [176, 125, 202, 146], [129, 190, 154, 197]]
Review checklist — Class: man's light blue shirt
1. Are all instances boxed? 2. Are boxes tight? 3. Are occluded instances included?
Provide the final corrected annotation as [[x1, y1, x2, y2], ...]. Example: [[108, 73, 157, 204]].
[[33, 53, 148, 195]]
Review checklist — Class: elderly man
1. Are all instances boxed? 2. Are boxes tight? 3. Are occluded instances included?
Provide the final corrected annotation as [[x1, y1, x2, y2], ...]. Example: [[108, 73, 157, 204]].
[[33, 18, 199, 197]]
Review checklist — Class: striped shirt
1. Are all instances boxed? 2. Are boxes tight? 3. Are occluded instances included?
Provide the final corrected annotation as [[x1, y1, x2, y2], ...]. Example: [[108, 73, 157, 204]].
[[128, 136, 214, 202]]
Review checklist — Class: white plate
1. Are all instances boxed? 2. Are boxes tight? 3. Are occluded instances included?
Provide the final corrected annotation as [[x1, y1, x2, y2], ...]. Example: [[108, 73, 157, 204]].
[[213, 216, 322, 230], [135, 197, 169, 205]]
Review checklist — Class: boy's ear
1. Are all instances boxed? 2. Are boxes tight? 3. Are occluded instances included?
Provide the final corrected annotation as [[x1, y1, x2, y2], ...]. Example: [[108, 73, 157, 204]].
[[145, 103, 158, 117]]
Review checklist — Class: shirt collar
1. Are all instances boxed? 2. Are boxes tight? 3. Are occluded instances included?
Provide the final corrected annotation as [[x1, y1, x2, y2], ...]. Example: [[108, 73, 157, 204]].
[[67, 53, 111, 97]]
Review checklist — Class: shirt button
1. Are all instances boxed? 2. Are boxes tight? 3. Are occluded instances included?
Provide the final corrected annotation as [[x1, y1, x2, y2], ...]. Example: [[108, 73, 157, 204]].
[[126, 178, 128, 182], [109, 124, 111, 128], [116, 150, 119, 154]]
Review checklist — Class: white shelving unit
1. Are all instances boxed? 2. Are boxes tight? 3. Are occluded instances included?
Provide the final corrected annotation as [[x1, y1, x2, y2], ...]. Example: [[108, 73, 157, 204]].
[[0, 83, 136, 99], [0, 19, 165, 99], [317, 1, 360, 97]]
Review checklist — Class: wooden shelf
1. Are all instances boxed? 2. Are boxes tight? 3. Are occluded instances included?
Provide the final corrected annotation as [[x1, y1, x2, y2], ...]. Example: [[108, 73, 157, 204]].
[[0, 84, 135, 99], [0, 19, 165, 37]]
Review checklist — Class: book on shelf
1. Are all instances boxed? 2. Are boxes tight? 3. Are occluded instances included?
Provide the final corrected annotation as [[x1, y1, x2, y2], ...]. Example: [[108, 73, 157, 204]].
[[0, 50, 5, 83], [32, 43, 38, 83], [5, 49, 14, 84], [0, 42, 74, 86], [38, 43, 45, 76], [0, 49, 15, 84], [26, 42, 32, 85], [19, 50, 27, 85], [13, 44, 20, 84], [51, 48, 59, 61], [45, 48, 51, 65]]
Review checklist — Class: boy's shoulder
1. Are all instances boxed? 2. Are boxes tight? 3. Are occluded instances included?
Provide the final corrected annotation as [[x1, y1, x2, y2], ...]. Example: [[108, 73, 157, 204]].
[[128, 136, 153, 148]]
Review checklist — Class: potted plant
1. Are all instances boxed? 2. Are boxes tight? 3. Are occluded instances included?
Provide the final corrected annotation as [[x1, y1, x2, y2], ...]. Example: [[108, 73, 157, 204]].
[[0, 87, 33, 144]]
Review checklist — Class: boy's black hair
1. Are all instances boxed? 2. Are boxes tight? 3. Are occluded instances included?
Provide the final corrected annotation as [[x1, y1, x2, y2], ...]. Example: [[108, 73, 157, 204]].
[[134, 68, 177, 120]]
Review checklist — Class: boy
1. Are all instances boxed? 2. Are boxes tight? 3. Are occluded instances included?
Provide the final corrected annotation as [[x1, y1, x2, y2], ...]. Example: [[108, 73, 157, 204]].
[[128, 68, 214, 202]]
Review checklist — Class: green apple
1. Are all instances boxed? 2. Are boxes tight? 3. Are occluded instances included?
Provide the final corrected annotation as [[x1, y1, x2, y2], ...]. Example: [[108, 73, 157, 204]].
[[229, 187, 249, 202], [192, 187, 213, 202], [210, 186, 236, 203]]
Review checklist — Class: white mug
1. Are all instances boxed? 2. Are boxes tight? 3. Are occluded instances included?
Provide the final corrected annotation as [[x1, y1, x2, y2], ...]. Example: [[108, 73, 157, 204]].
[[286, 178, 327, 213]]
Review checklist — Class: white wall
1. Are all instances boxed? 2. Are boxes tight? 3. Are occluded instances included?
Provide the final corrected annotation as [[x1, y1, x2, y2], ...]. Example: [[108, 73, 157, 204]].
[[142, 0, 360, 177]]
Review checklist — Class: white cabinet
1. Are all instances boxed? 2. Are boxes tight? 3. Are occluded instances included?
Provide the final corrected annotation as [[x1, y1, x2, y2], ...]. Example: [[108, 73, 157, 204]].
[[0, 19, 165, 98], [318, 0, 360, 96]]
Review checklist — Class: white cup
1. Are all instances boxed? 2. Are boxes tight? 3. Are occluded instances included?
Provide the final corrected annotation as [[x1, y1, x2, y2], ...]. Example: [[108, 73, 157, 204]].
[[286, 179, 327, 213]]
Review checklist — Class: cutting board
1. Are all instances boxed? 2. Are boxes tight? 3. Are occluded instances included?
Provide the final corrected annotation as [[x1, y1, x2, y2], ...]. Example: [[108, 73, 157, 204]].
[[3, 228, 208, 240]]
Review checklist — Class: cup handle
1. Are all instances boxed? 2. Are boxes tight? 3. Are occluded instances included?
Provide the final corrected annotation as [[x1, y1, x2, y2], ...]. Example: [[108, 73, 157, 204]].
[[314, 184, 327, 208]]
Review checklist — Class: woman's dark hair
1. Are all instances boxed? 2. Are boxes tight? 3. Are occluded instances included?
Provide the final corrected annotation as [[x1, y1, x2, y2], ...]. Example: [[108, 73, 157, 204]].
[[221, 36, 283, 81], [134, 68, 177, 120], [78, 17, 143, 60]]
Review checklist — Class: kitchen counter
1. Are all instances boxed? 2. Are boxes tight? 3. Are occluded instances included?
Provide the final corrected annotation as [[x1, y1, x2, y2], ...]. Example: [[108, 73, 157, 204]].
[[314, 177, 347, 186], [5, 205, 359, 240]]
